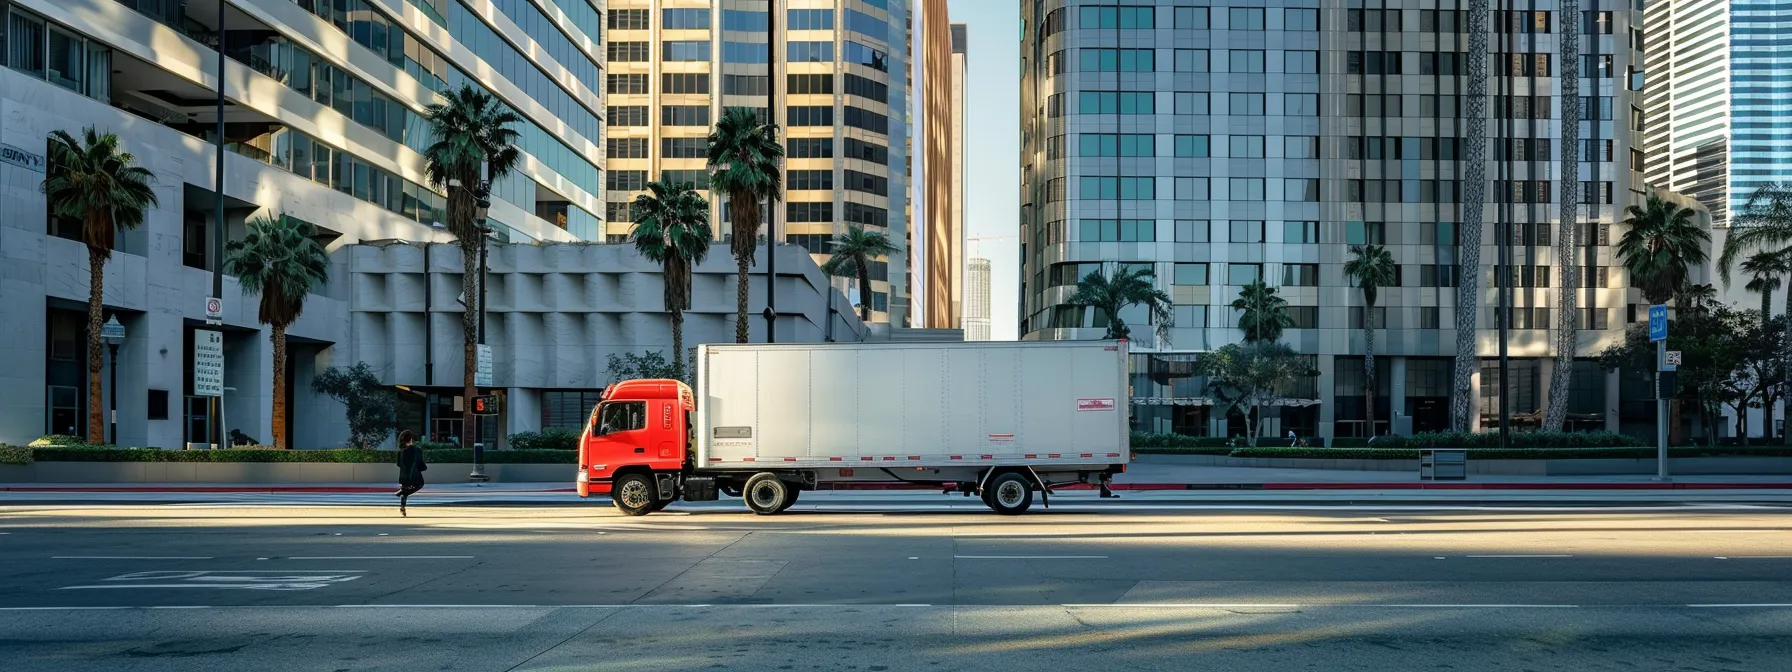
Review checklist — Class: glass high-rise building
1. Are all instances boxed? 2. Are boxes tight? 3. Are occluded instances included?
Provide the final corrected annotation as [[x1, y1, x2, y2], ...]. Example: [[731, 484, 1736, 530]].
[[1643, 0, 1792, 226], [1020, 1, 1648, 440], [603, 0, 917, 325]]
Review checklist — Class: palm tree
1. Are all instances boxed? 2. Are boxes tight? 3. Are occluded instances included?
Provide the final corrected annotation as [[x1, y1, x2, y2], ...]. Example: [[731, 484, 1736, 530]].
[[1616, 193, 1710, 306], [1546, 0, 1584, 433], [1344, 244, 1396, 434], [1231, 281, 1294, 343], [629, 180, 713, 378], [1724, 184, 1792, 406], [707, 107, 785, 343], [222, 215, 329, 449], [1741, 251, 1786, 321], [821, 225, 897, 323], [1453, 0, 1491, 432], [1681, 283, 1719, 314], [1065, 267, 1173, 342], [41, 127, 158, 443], [422, 84, 521, 450]]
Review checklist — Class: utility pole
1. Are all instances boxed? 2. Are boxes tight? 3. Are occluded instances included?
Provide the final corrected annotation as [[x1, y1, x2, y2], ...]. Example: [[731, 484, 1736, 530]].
[[763, 0, 780, 343], [211, 0, 227, 451]]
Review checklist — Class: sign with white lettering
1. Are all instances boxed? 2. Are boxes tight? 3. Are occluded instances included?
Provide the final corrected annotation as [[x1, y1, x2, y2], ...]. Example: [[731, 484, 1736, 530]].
[[475, 344, 493, 387], [0, 143, 45, 172], [193, 330, 224, 397]]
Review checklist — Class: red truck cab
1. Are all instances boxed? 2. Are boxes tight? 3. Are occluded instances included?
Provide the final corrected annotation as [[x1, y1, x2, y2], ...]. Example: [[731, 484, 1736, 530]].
[[576, 379, 693, 498]]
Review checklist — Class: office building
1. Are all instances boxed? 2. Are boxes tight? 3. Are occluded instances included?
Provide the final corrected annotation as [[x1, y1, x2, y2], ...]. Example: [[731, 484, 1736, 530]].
[[948, 22, 967, 328], [1643, 0, 1790, 226], [1020, 1, 1649, 439], [907, 0, 958, 329], [603, 0, 913, 325], [964, 257, 991, 341]]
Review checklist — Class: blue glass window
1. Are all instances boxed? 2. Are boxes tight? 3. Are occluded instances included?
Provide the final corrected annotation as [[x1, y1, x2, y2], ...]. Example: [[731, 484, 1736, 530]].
[[722, 41, 769, 63], [844, 41, 888, 71], [788, 41, 834, 62], [663, 41, 711, 61], [788, 8, 834, 30], [844, 9, 887, 41], [661, 8, 710, 30], [724, 9, 769, 31]]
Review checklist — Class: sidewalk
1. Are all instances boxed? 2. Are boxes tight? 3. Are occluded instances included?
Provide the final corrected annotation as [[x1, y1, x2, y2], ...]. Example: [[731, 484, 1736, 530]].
[[2, 461, 1788, 506]]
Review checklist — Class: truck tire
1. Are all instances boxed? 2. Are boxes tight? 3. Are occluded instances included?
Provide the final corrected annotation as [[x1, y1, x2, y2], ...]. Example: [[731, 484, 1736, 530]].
[[773, 487, 801, 513], [986, 472, 1033, 515], [743, 473, 791, 515], [648, 497, 673, 513], [613, 473, 657, 516]]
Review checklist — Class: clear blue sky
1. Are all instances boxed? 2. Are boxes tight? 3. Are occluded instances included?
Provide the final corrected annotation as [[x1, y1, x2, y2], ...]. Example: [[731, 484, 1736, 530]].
[[947, 0, 1019, 339]]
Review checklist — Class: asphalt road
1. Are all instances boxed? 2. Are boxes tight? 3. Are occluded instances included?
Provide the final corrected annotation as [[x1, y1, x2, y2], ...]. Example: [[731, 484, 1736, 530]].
[[1, 502, 1789, 671]]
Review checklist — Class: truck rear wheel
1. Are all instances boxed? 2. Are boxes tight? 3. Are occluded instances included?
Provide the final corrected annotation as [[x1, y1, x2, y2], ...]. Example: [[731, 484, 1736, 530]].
[[986, 473, 1033, 515], [773, 487, 801, 513], [743, 473, 791, 515], [613, 473, 656, 516]]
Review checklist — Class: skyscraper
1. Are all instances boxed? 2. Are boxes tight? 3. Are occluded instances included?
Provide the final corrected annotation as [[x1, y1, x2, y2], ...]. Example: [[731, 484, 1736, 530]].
[[908, 0, 959, 329], [1643, 0, 1791, 226], [964, 257, 992, 341], [949, 22, 968, 330], [1020, 2, 1647, 439], [604, 0, 913, 325]]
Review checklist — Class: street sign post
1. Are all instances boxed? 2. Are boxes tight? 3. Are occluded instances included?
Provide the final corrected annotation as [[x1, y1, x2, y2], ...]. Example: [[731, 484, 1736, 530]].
[[475, 344, 493, 387], [193, 330, 224, 397], [1649, 305, 1669, 481]]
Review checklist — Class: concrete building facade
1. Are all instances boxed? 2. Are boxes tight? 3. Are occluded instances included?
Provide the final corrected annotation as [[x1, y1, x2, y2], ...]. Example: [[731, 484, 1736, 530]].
[[964, 257, 991, 341], [602, 0, 913, 325], [1020, 1, 1650, 440]]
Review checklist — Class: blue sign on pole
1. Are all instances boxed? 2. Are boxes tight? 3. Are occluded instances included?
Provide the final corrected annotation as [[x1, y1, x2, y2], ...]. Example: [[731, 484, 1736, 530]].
[[1648, 305, 1669, 342]]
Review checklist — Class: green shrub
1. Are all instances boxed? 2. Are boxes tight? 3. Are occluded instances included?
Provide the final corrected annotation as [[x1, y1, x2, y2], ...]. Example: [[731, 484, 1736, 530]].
[[1360, 431, 1649, 449], [508, 428, 579, 451], [29, 435, 85, 448], [1130, 432, 1233, 448], [416, 441, 458, 451], [1133, 446, 1235, 456], [0, 445, 34, 465]]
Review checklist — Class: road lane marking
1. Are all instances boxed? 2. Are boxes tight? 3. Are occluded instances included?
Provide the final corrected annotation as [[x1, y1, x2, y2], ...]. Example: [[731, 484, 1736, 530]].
[[1714, 556, 1792, 559], [1688, 604, 1792, 608], [1063, 603, 1300, 609], [59, 570, 365, 592], [1378, 604, 1580, 608], [53, 556, 214, 560], [954, 555, 1107, 559], [286, 556, 473, 560], [1465, 554, 1573, 558]]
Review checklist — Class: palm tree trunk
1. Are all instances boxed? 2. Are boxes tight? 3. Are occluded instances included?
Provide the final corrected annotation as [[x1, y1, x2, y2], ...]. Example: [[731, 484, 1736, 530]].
[[271, 323, 287, 449], [1364, 305, 1377, 437], [1544, 0, 1582, 433], [86, 246, 106, 443], [671, 309, 685, 381], [736, 256, 751, 343], [460, 240, 478, 450], [1452, 0, 1490, 432], [857, 264, 872, 322]]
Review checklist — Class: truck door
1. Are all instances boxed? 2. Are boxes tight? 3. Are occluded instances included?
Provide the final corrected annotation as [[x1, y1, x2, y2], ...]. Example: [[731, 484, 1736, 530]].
[[588, 400, 649, 475]]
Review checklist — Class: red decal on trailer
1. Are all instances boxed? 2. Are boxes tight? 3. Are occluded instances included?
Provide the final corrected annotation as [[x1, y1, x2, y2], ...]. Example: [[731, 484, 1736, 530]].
[[1077, 398, 1117, 411], [784, 457, 797, 462], [907, 456, 920, 460], [861, 457, 874, 461], [710, 458, 722, 462], [1048, 454, 1061, 458], [1025, 454, 1038, 459], [829, 457, 843, 461], [742, 457, 756, 462], [882, 456, 896, 461], [980, 454, 994, 460], [1106, 452, 1121, 457], [949, 455, 962, 460], [1080, 453, 1093, 458], [988, 433, 1015, 441]]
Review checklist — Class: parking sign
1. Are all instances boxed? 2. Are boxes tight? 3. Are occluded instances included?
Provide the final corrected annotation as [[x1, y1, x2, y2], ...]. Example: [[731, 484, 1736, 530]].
[[1648, 305, 1668, 342]]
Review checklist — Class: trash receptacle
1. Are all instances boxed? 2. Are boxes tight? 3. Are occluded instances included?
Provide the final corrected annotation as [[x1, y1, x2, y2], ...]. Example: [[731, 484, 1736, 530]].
[[1419, 449, 1467, 480]]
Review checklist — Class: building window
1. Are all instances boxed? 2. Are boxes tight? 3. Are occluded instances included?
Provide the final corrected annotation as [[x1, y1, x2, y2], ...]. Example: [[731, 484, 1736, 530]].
[[1081, 5, 1155, 29], [1228, 220, 1265, 243], [606, 170, 647, 192], [724, 75, 768, 95], [1227, 263, 1262, 286], [1175, 220, 1210, 243], [787, 202, 834, 223], [845, 170, 888, 196], [661, 105, 710, 126], [608, 106, 649, 126], [1174, 135, 1209, 158], [1228, 178, 1265, 201], [1229, 93, 1265, 116], [662, 73, 710, 94], [608, 74, 647, 94], [1345, 221, 1387, 245], [1228, 49, 1265, 73], [1283, 263, 1319, 287], [788, 170, 835, 191], [789, 138, 834, 159], [844, 41, 888, 71], [1284, 221, 1318, 244], [1174, 49, 1209, 73], [1419, 307, 1441, 329], [1228, 7, 1265, 30], [844, 138, 888, 164], [1080, 91, 1156, 115], [1175, 178, 1210, 201], [722, 41, 769, 63], [786, 8, 831, 31], [788, 41, 834, 62], [608, 138, 648, 159], [607, 41, 649, 62], [1080, 177, 1155, 201], [1284, 179, 1320, 202], [1419, 264, 1460, 288], [1228, 135, 1265, 158], [1081, 48, 1155, 72], [1421, 222, 1459, 246], [844, 8, 887, 41], [663, 40, 710, 61], [842, 73, 884, 101], [1174, 263, 1209, 286], [844, 106, 889, 134], [1174, 6, 1208, 29], [1286, 306, 1319, 329], [1282, 50, 1317, 74], [1347, 9, 1402, 31], [1077, 219, 1156, 243], [662, 137, 708, 159], [788, 106, 834, 126], [542, 391, 606, 432], [609, 9, 648, 30], [1348, 307, 1388, 330]]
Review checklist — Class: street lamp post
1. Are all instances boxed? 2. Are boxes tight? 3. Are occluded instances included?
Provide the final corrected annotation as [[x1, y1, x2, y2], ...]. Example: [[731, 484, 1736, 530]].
[[101, 315, 125, 445]]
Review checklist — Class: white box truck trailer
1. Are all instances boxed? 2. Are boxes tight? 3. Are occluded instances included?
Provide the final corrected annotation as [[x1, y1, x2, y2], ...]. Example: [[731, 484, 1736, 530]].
[[576, 340, 1131, 515]]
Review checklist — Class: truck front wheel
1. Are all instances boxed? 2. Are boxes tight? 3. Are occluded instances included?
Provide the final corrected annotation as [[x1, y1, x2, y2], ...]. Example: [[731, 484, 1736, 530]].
[[743, 473, 791, 515], [986, 473, 1034, 515], [612, 473, 657, 516]]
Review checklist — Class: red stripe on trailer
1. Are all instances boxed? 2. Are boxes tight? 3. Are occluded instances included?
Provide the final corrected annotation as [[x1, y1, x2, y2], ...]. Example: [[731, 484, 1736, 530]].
[[829, 457, 843, 461], [980, 454, 994, 459], [1080, 453, 1093, 458], [861, 456, 874, 461], [1024, 454, 1037, 459], [742, 457, 755, 462], [783, 457, 798, 462], [907, 456, 920, 460], [1048, 454, 1061, 458], [949, 455, 962, 460], [709, 458, 722, 462], [883, 456, 896, 461], [1107, 452, 1121, 457]]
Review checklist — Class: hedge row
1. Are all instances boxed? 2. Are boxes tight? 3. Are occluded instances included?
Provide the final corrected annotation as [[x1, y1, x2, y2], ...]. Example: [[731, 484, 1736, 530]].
[[1133, 430, 1651, 450], [1226, 446, 1792, 460], [8, 446, 576, 464]]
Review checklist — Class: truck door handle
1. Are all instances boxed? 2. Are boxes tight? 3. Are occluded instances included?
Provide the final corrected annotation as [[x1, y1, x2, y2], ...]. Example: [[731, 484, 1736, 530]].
[[634, 447, 645, 454]]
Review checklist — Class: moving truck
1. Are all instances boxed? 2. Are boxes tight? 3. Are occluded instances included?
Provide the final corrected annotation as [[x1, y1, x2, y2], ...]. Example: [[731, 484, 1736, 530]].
[[577, 341, 1131, 515]]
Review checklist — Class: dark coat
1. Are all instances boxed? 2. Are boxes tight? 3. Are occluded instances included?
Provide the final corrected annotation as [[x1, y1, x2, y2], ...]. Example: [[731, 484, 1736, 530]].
[[397, 445, 427, 487]]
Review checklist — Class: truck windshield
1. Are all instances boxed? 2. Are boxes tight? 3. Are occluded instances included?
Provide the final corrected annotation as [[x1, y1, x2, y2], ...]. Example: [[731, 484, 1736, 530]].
[[595, 401, 646, 436]]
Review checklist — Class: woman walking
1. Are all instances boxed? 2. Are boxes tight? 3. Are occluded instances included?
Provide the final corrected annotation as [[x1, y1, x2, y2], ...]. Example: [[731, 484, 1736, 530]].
[[396, 430, 426, 516]]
